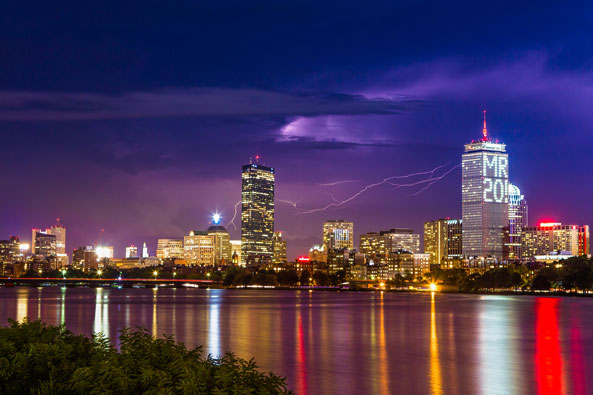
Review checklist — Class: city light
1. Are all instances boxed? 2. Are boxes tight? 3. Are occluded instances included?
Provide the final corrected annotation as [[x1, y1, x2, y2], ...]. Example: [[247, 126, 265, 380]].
[[212, 213, 221, 224], [429, 283, 438, 292], [19, 243, 29, 251], [97, 269, 103, 278]]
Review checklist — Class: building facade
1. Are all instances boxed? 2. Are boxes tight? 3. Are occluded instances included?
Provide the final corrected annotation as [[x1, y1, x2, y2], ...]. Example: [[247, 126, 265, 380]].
[[505, 183, 528, 259], [184, 230, 215, 265], [322, 220, 354, 251], [272, 231, 287, 263], [462, 112, 509, 258], [522, 223, 590, 259], [241, 162, 275, 264], [445, 219, 463, 259], [156, 239, 184, 259], [424, 219, 447, 264], [125, 245, 138, 258], [207, 225, 232, 264]]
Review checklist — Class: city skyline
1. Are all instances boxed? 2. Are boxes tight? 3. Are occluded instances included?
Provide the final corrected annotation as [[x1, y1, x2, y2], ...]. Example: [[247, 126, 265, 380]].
[[1, 2, 592, 260]]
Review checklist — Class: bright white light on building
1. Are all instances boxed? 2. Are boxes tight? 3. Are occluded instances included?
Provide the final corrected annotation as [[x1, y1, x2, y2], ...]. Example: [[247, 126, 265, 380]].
[[212, 213, 221, 224]]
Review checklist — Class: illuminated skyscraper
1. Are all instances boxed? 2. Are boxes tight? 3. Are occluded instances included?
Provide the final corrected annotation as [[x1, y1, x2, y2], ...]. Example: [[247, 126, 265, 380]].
[[208, 226, 231, 264], [424, 219, 447, 264], [462, 112, 509, 258], [505, 184, 528, 259], [49, 222, 68, 267], [184, 230, 215, 265], [142, 242, 149, 258], [323, 220, 354, 251], [241, 160, 275, 264], [272, 231, 287, 263]]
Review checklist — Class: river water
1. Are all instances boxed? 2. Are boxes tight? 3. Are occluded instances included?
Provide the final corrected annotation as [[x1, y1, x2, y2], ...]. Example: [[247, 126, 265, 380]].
[[0, 286, 591, 394]]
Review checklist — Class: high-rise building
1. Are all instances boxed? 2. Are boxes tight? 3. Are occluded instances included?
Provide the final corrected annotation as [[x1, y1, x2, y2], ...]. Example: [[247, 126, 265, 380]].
[[445, 219, 463, 260], [208, 225, 232, 264], [156, 239, 184, 259], [142, 242, 149, 258], [308, 244, 327, 263], [125, 245, 138, 258], [462, 112, 509, 258], [505, 184, 528, 259], [241, 161, 275, 264], [49, 222, 68, 266], [33, 231, 57, 258], [95, 245, 114, 259], [323, 220, 354, 251], [272, 231, 287, 263], [184, 230, 215, 266], [72, 246, 98, 272], [522, 222, 590, 259], [424, 219, 447, 264]]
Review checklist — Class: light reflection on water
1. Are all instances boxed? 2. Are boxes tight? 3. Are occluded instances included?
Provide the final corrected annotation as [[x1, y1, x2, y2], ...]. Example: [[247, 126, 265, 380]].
[[1, 287, 593, 394]]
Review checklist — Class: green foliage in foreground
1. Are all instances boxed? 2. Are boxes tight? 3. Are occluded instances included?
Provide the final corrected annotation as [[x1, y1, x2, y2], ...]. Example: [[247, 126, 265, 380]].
[[0, 319, 292, 395]]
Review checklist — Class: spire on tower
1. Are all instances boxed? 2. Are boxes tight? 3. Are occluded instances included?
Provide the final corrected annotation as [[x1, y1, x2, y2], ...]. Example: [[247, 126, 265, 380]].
[[482, 110, 488, 141]]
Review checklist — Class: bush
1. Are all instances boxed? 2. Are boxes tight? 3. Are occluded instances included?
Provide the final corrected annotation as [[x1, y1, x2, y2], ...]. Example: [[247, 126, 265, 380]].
[[0, 319, 292, 394]]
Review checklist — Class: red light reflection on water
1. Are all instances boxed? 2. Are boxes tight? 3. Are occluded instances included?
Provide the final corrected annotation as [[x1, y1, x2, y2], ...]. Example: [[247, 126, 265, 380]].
[[296, 311, 308, 395], [535, 298, 563, 395]]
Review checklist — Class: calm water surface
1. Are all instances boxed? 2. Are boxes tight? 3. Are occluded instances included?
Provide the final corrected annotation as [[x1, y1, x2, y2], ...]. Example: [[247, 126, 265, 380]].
[[0, 287, 591, 394]]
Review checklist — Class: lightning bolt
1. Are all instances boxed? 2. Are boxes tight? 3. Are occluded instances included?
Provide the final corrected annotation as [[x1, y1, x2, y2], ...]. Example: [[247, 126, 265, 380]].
[[226, 200, 241, 230], [316, 180, 360, 186], [293, 162, 459, 214], [407, 164, 461, 196], [278, 198, 302, 209]]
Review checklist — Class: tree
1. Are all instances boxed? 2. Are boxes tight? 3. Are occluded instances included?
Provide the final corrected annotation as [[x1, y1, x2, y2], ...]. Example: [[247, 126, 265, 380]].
[[312, 271, 328, 286], [299, 270, 311, 286], [0, 319, 291, 394]]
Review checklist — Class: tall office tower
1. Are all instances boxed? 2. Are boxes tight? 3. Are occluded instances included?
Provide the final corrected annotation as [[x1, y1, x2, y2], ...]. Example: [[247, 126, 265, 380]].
[[424, 219, 447, 264], [142, 242, 149, 258], [445, 219, 463, 259], [208, 226, 231, 264], [462, 111, 509, 259], [272, 231, 287, 263], [34, 231, 57, 258], [95, 245, 114, 259], [230, 240, 242, 265], [184, 230, 215, 265], [49, 222, 68, 267], [323, 220, 354, 251], [125, 245, 138, 258], [156, 239, 184, 259], [505, 184, 528, 259], [241, 161, 275, 264], [522, 222, 590, 259]]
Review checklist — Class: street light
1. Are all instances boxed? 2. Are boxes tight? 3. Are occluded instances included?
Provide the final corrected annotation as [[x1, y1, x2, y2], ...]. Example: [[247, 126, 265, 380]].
[[153, 270, 158, 280], [61, 268, 67, 279], [97, 269, 103, 279]]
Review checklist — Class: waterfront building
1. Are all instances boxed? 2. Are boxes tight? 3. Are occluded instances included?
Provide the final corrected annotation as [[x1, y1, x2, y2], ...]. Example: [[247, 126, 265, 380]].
[[308, 244, 327, 263], [360, 228, 420, 264], [505, 184, 528, 259], [156, 239, 184, 259], [208, 225, 232, 264], [0, 236, 21, 263], [462, 111, 509, 258], [272, 231, 287, 264], [72, 246, 98, 272], [184, 230, 215, 266], [522, 222, 590, 259], [323, 220, 354, 251], [241, 161, 275, 264], [445, 219, 463, 259], [95, 245, 114, 259], [125, 245, 138, 258], [424, 219, 447, 265], [413, 253, 431, 278], [33, 231, 57, 258], [230, 240, 241, 265]]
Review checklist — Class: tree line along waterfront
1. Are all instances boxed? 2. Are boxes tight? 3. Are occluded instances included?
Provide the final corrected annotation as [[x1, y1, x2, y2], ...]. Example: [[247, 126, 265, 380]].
[[3, 255, 593, 294]]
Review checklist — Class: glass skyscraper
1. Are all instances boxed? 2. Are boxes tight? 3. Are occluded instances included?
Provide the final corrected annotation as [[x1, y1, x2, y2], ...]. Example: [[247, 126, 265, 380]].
[[462, 112, 509, 258], [505, 183, 528, 259], [241, 162, 275, 264]]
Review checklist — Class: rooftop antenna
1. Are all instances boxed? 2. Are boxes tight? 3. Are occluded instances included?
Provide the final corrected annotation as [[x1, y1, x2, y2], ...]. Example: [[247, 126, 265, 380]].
[[249, 157, 253, 164], [482, 110, 488, 141], [255, 155, 260, 163]]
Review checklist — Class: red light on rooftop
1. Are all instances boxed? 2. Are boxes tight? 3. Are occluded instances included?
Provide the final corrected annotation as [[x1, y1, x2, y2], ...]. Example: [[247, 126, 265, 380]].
[[297, 256, 310, 262]]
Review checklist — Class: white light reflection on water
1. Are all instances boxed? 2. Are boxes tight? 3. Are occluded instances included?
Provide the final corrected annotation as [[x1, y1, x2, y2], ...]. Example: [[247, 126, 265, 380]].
[[93, 288, 109, 336], [207, 290, 221, 357]]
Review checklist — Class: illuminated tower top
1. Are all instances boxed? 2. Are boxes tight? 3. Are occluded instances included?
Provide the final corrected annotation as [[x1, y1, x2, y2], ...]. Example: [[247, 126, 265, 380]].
[[464, 110, 505, 153]]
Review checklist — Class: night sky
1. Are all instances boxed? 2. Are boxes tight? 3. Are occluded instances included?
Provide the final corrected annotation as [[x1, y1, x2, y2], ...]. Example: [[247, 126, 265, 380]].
[[1, 1, 592, 259]]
